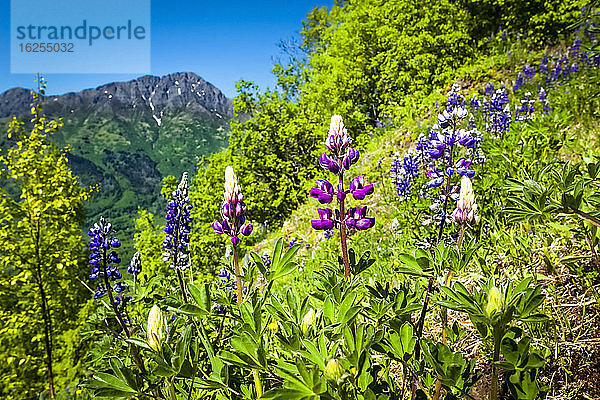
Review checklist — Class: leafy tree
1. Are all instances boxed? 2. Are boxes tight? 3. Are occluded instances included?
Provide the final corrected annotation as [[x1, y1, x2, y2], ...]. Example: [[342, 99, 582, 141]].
[[133, 209, 167, 282], [0, 84, 93, 398], [228, 81, 322, 223], [302, 0, 474, 122], [463, 0, 585, 45]]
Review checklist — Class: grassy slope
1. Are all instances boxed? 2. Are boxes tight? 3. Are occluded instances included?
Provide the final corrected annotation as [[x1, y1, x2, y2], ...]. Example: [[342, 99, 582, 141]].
[[250, 38, 600, 398]]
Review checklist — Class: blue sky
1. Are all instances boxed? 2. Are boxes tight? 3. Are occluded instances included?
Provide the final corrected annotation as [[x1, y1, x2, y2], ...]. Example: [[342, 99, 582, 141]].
[[0, 0, 331, 98]]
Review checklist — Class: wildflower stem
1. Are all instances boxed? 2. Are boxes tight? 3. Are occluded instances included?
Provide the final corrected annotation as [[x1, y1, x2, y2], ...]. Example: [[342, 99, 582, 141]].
[[253, 369, 263, 398], [337, 159, 351, 278], [336, 160, 351, 278], [176, 268, 189, 304], [101, 248, 146, 374], [457, 224, 466, 248], [414, 277, 434, 360], [411, 277, 433, 400], [435, 200, 448, 245], [233, 246, 243, 305], [433, 268, 455, 400], [569, 206, 600, 228], [339, 200, 351, 279], [491, 327, 502, 400], [168, 378, 176, 400]]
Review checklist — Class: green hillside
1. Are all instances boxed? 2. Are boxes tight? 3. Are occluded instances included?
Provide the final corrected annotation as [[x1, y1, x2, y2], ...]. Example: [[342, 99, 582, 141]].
[[55, 108, 228, 254]]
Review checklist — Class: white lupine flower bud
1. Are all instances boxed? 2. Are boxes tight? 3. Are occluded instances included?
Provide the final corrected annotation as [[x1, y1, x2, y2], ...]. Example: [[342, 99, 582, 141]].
[[325, 115, 351, 154], [329, 115, 345, 136], [146, 305, 167, 352], [324, 359, 344, 383], [301, 308, 317, 335], [453, 176, 479, 224], [224, 166, 240, 203], [486, 286, 503, 317]]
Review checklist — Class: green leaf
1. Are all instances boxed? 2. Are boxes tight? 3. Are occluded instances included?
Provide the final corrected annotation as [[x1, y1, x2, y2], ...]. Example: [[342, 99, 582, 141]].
[[188, 283, 211, 311], [323, 295, 334, 323], [299, 339, 326, 369], [87, 372, 137, 394]]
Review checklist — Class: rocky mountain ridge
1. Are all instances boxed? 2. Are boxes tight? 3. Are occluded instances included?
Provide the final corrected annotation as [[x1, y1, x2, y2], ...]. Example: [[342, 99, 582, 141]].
[[0, 72, 233, 124]]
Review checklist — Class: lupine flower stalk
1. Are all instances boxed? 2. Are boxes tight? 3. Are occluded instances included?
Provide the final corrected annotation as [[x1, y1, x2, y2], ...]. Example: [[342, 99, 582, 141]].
[[163, 172, 192, 303], [310, 115, 374, 278], [393, 86, 484, 245], [390, 151, 419, 201], [401, 88, 484, 383], [128, 251, 142, 294], [515, 92, 535, 121], [485, 86, 511, 136], [88, 216, 145, 372], [427, 100, 474, 244], [452, 176, 479, 248], [212, 166, 253, 304]]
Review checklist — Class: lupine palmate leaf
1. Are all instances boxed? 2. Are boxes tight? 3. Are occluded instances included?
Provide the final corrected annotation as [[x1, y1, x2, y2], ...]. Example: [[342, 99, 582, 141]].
[[263, 360, 326, 400], [299, 338, 326, 369], [108, 358, 139, 392], [383, 322, 416, 362], [84, 372, 138, 395], [187, 283, 211, 311], [397, 253, 432, 277], [352, 250, 376, 275]]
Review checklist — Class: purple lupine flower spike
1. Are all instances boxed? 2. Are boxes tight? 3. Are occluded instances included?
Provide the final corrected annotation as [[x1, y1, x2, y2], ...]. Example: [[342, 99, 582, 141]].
[[212, 166, 252, 244], [163, 173, 192, 271], [88, 216, 127, 303], [310, 115, 375, 278]]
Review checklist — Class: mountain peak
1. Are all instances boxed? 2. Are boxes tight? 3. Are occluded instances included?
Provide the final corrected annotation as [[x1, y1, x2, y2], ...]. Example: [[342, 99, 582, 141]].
[[0, 72, 233, 121]]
